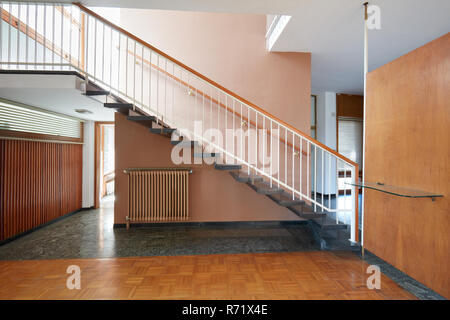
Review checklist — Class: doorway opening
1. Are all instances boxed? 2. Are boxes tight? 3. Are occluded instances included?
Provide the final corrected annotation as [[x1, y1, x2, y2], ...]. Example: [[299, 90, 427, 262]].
[[95, 122, 115, 209]]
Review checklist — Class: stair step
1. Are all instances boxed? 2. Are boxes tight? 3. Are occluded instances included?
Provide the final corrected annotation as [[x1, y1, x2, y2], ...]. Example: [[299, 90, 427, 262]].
[[171, 140, 199, 147], [287, 205, 326, 219], [270, 193, 305, 207], [214, 164, 242, 171], [104, 103, 133, 109], [322, 238, 361, 251], [149, 128, 176, 135], [248, 181, 283, 195], [193, 152, 218, 158], [104, 103, 134, 115], [85, 90, 109, 96], [229, 172, 263, 183], [127, 115, 157, 127], [312, 217, 348, 230]]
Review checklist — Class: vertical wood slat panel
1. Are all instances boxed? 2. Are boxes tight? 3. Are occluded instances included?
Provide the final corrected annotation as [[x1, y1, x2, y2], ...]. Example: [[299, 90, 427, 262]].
[[127, 170, 190, 223], [0, 140, 82, 241]]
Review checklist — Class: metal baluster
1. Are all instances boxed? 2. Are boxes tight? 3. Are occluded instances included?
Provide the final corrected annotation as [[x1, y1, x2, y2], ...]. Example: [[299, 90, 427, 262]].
[[284, 128, 287, 185], [255, 112, 258, 171], [133, 40, 136, 109], [17, 4, 20, 68], [34, 3, 38, 70], [172, 62, 175, 124], [210, 86, 212, 136], [314, 145, 317, 212], [202, 81, 205, 145], [17, 3, 21, 68], [125, 37, 128, 97], [148, 50, 151, 108], [232, 98, 235, 163], [94, 18, 99, 78], [307, 141, 310, 203], [84, 10, 88, 87], [270, 120, 272, 187], [240, 102, 243, 163], [156, 54, 159, 119], [0, 3, 3, 65], [292, 132, 295, 200], [299, 137, 302, 199], [321, 148, 324, 212], [117, 33, 121, 97], [52, 4, 55, 69], [69, 5, 72, 71], [35, 3, 39, 70], [102, 23, 105, 81], [109, 27, 112, 90], [328, 153, 331, 214], [336, 158, 339, 223], [43, 4, 47, 70], [262, 117, 265, 174], [60, 4, 63, 70], [217, 90, 220, 144], [25, 3, 29, 69], [141, 45, 144, 109], [247, 107, 250, 174], [77, 8, 80, 70], [277, 123, 280, 187], [343, 162, 347, 223], [164, 58, 167, 120]]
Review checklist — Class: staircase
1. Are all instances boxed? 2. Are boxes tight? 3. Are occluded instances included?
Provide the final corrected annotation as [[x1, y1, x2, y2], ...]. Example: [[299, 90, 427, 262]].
[[0, 2, 360, 251]]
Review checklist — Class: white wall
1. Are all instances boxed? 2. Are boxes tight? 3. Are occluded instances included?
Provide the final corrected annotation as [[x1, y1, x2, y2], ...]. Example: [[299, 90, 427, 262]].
[[313, 91, 337, 195], [82, 120, 95, 208]]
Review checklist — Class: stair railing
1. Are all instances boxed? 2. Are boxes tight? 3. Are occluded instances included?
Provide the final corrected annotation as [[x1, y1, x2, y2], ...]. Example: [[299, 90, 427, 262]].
[[0, 2, 360, 242]]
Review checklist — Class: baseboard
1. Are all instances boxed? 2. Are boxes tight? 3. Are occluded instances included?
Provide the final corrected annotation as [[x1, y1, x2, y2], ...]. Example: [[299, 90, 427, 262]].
[[0, 208, 83, 246], [361, 249, 446, 300], [113, 220, 308, 229]]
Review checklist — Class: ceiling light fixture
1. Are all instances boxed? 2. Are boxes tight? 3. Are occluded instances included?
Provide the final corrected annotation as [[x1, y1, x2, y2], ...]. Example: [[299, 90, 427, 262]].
[[75, 108, 93, 114]]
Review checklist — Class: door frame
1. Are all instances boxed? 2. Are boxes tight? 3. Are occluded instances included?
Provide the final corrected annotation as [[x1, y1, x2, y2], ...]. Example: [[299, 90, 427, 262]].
[[94, 121, 114, 208]]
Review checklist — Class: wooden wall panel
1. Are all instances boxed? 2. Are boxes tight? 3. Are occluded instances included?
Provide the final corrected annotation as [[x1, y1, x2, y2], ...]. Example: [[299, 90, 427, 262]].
[[336, 94, 363, 119], [0, 139, 82, 241], [364, 33, 449, 298]]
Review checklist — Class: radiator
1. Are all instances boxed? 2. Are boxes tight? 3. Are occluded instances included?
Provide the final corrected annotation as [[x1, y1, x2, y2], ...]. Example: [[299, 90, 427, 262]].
[[125, 168, 191, 228]]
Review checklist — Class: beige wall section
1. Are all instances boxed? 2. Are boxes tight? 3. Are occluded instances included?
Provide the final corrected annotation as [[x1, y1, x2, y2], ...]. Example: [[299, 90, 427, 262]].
[[119, 9, 311, 133], [364, 33, 449, 298], [114, 112, 301, 224]]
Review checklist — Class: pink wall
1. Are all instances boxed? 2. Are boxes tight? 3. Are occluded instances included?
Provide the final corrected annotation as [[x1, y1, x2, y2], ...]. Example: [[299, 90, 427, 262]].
[[119, 9, 311, 132], [114, 9, 312, 223], [114, 112, 302, 224]]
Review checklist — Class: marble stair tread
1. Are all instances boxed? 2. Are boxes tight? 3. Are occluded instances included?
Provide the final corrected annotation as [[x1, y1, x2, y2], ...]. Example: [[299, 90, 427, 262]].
[[269, 193, 305, 206], [214, 163, 242, 170], [312, 217, 348, 230], [287, 205, 326, 219], [248, 181, 283, 195], [229, 171, 263, 183], [126, 115, 157, 127]]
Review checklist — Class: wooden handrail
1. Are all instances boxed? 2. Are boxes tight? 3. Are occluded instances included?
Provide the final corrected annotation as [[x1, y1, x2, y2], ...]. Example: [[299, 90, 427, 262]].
[[73, 2, 357, 167]]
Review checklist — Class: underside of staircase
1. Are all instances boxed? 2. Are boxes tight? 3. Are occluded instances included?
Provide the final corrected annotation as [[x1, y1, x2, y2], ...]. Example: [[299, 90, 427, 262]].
[[88, 82, 359, 252]]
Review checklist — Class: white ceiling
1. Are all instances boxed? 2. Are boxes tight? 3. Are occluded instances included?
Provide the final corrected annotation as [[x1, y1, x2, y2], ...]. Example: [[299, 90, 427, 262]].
[[16, 1, 450, 94], [272, 0, 450, 94], [0, 74, 115, 121]]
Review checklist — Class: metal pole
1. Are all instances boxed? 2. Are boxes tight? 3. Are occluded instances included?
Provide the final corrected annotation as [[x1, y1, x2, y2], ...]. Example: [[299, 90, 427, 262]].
[[361, 2, 369, 255]]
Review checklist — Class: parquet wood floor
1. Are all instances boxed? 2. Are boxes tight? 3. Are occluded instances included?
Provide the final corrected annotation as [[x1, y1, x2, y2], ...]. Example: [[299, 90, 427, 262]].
[[0, 251, 416, 300]]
